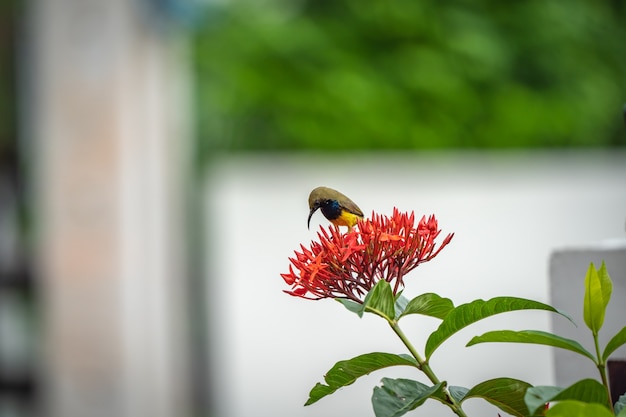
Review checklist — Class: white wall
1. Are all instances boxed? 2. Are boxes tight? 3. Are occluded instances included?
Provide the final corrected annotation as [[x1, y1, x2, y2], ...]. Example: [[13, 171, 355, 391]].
[[205, 150, 626, 417]]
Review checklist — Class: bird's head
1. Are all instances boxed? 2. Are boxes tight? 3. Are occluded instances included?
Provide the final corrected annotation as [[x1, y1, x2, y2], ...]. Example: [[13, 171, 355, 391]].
[[307, 186, 338, 229], [307, 198, 336, 229], [307, 186, 363, 230]]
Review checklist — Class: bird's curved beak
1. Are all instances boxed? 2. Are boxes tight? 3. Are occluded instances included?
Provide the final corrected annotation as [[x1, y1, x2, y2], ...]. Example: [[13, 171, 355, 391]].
[[307, 204, 320, 230]]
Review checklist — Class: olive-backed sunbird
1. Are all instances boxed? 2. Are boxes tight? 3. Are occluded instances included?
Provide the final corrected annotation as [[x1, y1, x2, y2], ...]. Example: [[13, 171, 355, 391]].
[[308, 186, 364, 231]]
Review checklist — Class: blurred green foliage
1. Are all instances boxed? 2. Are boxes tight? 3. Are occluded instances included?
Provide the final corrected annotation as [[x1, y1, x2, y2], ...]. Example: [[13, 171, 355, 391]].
[[194, 0, 626, 153]]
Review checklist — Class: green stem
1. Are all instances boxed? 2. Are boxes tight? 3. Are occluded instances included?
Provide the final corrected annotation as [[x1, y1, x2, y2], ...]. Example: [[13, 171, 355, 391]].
[[389, 320, 468, 417], [593, 332, 613, 411]]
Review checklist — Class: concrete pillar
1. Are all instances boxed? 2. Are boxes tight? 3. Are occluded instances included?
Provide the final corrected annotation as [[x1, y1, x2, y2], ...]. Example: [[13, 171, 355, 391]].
[[27, 0, 191, 416], [549, 239, 626, 398]]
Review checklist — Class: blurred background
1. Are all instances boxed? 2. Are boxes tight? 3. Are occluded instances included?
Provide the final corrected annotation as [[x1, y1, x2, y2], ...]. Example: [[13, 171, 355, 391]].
[[1, 1, 625, 417]]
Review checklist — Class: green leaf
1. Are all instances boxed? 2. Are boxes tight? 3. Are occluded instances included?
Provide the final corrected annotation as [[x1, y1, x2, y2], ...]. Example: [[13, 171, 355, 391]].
[[394, 293, 409, 319], [616, 393, 626, 415], [424, 297, 571, 359], [467, 329, 596, 361], [305, 352, 418, 406], [525, 379, 609, 415], [337, 298, 365, 317], [603, 326, 626, 362], [364, 280, 395, 320], [583, 261, 613, 335], [372, 378, 445, 417], [525, 386, 560, 415], [462, 378, 534, 417], [545, 400, 614, 417], [398, 293, 455, 320], [448, 386, 469, 403]]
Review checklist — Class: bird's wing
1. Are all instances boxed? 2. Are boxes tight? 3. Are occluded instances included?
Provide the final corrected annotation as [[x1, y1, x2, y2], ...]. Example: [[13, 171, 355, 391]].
[[341, 198, 364, 217]]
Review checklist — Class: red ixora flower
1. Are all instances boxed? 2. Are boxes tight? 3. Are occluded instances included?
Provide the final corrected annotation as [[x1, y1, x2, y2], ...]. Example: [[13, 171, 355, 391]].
[[281, 208, 454, 302]]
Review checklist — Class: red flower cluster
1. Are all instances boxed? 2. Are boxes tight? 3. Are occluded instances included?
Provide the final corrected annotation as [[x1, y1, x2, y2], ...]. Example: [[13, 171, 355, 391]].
[[281, 208, 454, 302]]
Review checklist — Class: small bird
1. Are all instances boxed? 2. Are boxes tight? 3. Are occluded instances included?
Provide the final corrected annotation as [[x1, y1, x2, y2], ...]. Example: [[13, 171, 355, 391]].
[[308, 186, 364, 231]]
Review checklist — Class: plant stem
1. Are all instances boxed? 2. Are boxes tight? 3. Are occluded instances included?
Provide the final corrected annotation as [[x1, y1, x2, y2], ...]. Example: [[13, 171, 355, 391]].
[[389, 321, 468, 417], [593, 331, 613, 411]]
